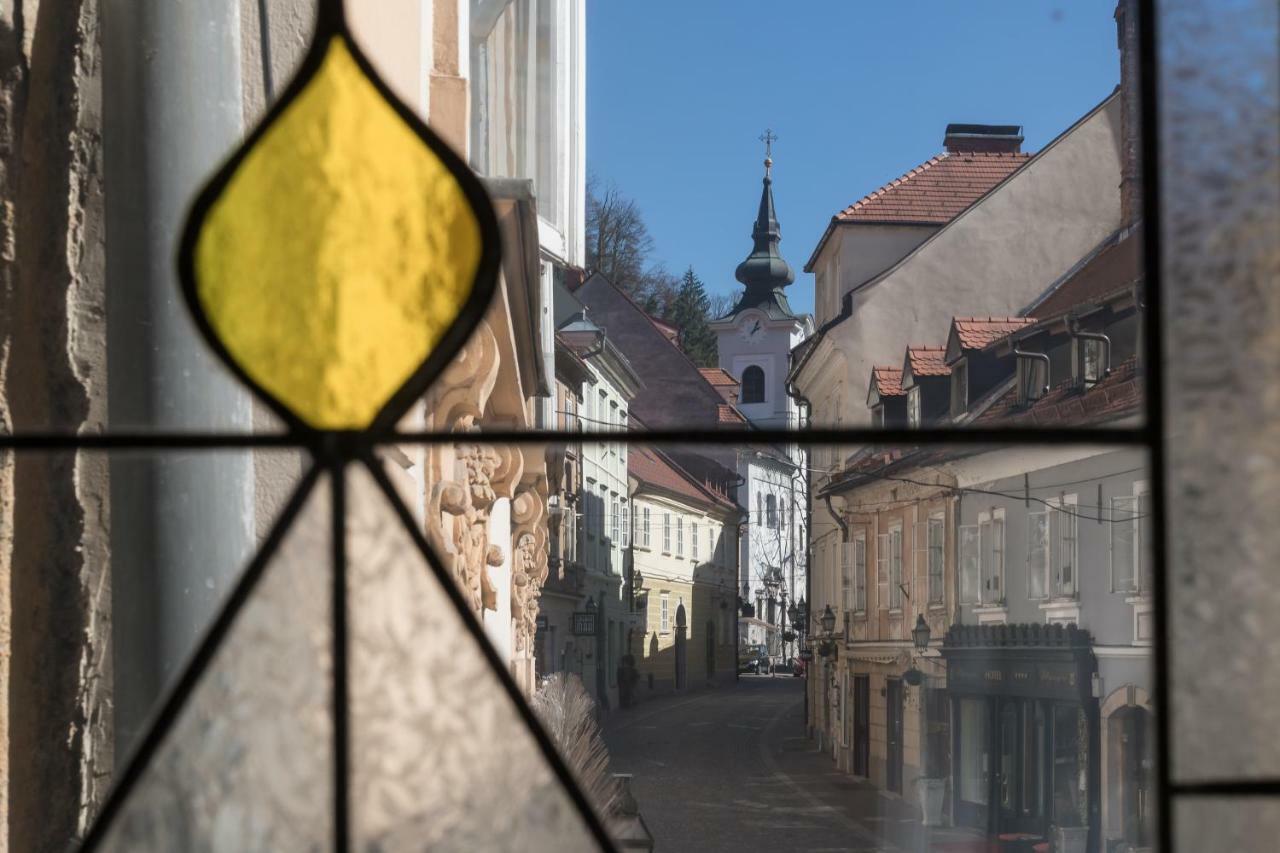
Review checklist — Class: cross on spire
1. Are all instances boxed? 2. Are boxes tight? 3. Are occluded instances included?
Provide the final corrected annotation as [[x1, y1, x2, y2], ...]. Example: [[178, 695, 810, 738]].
[[759, 128, 777, 177]]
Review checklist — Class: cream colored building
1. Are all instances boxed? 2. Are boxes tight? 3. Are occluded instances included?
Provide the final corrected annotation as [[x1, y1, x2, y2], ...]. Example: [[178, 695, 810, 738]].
[[628, 447, 740, 695]]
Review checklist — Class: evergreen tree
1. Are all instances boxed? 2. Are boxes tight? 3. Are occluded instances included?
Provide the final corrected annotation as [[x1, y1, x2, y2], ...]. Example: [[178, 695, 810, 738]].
[[668, 266, 718, 367]]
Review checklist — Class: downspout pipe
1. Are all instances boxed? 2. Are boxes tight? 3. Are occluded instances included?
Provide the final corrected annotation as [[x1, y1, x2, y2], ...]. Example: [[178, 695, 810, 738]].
[[103, 0, 254, 758]]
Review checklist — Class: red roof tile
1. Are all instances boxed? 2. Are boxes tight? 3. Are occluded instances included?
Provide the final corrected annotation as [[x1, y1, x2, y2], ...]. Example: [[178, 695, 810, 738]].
[[629, 446, 737, 509], [836, 152, 1031, 225], [975, 356, 1143, 427], [871, 366, 905, 397], [699, 368, 741, 404], [905, 346, 950, 378], [952, 317, 1036, 350], [1032, 227, 1143, 320], [717, 404, 746, 425]]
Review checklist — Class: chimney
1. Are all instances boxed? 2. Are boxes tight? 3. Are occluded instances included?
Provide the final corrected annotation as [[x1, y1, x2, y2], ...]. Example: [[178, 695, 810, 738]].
[[943, 124, 1024, 154], [1115, 0, 1142, 226]]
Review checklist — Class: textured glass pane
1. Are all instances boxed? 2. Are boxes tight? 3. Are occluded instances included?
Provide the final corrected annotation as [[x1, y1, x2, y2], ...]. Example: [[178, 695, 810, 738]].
[[1161, 0, 1280, 780], [190, 36, 483, 430], [346, 463, 599, 852], [97, 474, 333, 852]]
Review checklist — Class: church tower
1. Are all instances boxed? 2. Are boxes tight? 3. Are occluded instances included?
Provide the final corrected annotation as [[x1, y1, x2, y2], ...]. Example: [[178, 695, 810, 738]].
[[710, 132, 812, 430]]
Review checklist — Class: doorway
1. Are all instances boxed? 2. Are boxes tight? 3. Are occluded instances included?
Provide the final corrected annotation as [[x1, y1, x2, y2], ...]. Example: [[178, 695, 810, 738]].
[[853, 675, 870, 777], [886, 678, 904, 793], [1110, 706, 1154, 848]]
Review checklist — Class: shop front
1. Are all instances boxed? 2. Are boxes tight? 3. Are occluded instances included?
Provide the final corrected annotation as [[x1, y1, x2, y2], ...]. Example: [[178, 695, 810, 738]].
[[943, 624, 1099, 852]]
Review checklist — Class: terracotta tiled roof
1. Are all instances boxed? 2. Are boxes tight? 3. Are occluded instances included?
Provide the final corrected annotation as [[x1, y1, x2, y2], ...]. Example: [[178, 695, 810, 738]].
[[871, 366, 905, 397], [975, 356, 1143, 427], [835, 152, 1030, 225], [1031, 226, 1143, 320], [952, 317, 1036, 350], [905, 346, 950, 378], [630, 446, 737, 510], [717, 404, 746, 425], [698, 368, 740, 404]]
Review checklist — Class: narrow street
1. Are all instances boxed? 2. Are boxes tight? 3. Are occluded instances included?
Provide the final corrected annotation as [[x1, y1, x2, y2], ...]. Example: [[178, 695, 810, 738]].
[[604, 677, 978, 853]]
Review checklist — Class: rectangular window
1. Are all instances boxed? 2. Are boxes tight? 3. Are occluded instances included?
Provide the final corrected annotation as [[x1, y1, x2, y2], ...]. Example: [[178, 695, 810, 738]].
[[960, 524, 980, 604], [1030, 497, 1078, 599], [928, 513, 945, 605], [854, 534, 867, 613], [1075, 337, 1104, 386], [692, 521, 700, 560], [980, 511, 1005, 605], [889, 524, 904, 609], [1112, 484, 1151, 594], [621, 503, 630, 548], [907, 386, 921, 427], [610, 497, 620, 545], [663, 512, 671, 553], [641, 506, 651, 548], [676, 516, 684, 557], [660, 592, 670, 633]]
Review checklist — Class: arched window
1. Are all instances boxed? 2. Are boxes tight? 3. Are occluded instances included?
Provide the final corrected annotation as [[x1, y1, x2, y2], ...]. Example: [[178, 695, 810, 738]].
[[741, 365, 765, 403], [766, 494, 778, 529]]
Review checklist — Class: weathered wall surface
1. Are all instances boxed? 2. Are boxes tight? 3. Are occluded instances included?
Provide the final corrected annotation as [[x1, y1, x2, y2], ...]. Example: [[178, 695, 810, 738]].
[[0, 2, 111, 852]]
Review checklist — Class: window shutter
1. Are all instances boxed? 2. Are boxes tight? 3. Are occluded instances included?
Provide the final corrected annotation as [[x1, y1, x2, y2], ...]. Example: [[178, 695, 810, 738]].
[[841, 542, 854, 612], [960, 525, 980, 604], [1111, 495, 1138, 593], [854, 536, 867, 612], [876, 533, 890, 611], [1138, 490, 1153, 592], [991, 517, 1004, 600], [1028, 511, 1049, 599]]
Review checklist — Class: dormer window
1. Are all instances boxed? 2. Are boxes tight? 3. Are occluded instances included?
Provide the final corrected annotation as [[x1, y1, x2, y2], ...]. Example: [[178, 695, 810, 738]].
[[741, 365, 765, 404], [1016, 354, 1049, 406], [950, 359, 969, 417], [907, 386, 922, 427], [871, 405, 885, 428], [1074, 337, 1105, 387]]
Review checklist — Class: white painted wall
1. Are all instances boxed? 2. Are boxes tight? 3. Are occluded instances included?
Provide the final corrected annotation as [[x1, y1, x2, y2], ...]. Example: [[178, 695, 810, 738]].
[[812, 223, 937, 326]]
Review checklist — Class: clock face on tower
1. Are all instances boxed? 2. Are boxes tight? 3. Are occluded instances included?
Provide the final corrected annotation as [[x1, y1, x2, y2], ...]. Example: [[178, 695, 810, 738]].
[[739, 317, 764, 343]]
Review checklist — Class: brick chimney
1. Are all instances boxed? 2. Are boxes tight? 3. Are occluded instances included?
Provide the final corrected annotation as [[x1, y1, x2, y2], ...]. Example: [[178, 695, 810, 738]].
[[943, 124, 1024, 154], [1115, 0, 1142, 226]]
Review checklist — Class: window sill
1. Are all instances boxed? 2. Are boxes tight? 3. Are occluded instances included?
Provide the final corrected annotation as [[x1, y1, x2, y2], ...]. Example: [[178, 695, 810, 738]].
[[927, 602, 946, 613], [972, 605, 1009, 626]]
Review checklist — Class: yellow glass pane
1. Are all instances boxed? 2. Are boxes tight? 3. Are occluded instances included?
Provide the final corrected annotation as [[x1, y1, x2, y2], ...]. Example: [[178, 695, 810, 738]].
[[193, 36, 483, 430]]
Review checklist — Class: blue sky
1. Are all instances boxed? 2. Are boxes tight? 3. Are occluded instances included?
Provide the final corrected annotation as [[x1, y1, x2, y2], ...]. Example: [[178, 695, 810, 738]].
[[586, 1, 1122, 316]]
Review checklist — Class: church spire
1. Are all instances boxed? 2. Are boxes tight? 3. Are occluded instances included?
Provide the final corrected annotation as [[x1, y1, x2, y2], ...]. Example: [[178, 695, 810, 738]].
[[731, 129, 796, 317]]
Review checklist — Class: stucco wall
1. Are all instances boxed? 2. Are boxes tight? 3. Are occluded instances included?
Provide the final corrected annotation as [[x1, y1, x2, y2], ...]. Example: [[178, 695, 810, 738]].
[[812, 223, 937, 326]]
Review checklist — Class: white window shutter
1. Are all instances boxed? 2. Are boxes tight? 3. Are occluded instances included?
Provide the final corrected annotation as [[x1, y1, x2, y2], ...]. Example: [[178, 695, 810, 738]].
[[960, 525, 980, 604], [1111, 496, 1138, 593], [1028, 511, 1049, 599]]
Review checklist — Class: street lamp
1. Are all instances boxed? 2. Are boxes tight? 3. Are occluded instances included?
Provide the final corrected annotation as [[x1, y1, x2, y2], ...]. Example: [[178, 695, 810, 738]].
[[787, 601, 799, 629], [820, 604, 836, 636], [912, 613, 931, 652]]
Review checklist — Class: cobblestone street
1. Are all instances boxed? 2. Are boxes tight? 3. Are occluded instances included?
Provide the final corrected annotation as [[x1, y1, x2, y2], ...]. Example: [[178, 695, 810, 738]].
[[604, 677, 984, 853]]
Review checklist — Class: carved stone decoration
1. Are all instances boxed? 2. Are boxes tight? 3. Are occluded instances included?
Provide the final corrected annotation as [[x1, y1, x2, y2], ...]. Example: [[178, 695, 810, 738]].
[[510, 448, 550, 661]]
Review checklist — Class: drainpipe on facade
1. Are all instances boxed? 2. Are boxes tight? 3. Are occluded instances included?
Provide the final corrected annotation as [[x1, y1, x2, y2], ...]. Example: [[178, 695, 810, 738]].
[[102, 0, 255, 758]]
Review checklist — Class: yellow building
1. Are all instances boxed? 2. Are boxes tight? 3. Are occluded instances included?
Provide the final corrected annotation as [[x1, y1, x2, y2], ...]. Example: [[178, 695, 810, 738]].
[[628, 446, 741, 696]]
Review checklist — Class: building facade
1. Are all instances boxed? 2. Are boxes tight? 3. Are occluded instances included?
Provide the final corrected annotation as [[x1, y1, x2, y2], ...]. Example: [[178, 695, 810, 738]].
[[629, 447, 740, 696]]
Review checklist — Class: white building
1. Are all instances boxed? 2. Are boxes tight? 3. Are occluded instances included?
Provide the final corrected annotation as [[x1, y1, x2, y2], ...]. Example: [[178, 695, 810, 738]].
[[708, 150, 812, 664], [555, 296, 643, 709]]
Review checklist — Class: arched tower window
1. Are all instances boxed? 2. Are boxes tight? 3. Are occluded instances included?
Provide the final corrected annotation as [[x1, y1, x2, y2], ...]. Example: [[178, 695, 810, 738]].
[[766, 494, 778, 529], [741, 365, 765, 403]]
